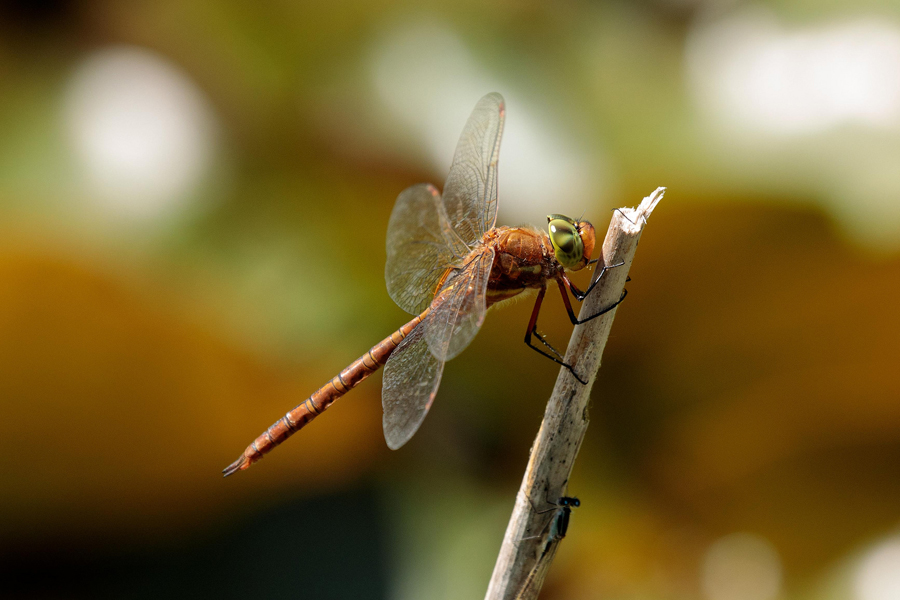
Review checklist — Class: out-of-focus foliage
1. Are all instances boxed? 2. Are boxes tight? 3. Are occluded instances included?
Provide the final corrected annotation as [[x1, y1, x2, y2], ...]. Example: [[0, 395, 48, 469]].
[[1, 1, 898, 599]]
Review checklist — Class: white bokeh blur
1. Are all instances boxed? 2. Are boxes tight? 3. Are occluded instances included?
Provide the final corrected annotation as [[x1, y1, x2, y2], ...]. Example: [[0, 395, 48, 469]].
[[686, 6, 900, 249], [64, 46, 217, 223], [702, 532, 782, 600], [687, 9, 900, 136], [368, 19, 604, 228], [854, 535, 900, 600]]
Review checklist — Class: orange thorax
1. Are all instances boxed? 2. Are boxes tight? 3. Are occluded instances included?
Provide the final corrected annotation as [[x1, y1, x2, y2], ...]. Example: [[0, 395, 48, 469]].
[[484, 226, 561, 306]]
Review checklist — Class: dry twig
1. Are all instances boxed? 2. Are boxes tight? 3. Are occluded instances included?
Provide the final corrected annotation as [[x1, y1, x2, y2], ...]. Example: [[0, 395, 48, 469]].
[[484, 187, 666, 600]]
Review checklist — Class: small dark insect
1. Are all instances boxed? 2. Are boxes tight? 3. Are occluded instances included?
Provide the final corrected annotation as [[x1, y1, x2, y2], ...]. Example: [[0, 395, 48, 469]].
[[516, 496, 581, 599]]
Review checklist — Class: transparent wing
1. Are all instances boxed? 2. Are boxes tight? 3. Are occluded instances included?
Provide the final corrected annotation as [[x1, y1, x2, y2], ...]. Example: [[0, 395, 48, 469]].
[[382, 247, 494, 449], [442, 92, 505, 247], [382, 319, 445, 450], [381, 94, 503, 448], [425, 247, 494, 362], [385, 183, 470, 315]]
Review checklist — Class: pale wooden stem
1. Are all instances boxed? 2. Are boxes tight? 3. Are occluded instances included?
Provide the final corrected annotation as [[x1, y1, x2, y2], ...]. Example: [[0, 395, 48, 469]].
[[484, 187, 666, 600]]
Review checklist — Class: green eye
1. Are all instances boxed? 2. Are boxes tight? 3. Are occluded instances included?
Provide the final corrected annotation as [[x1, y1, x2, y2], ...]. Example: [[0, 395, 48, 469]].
[[553, 229, 576, 254], [548, 217, 584, 269]]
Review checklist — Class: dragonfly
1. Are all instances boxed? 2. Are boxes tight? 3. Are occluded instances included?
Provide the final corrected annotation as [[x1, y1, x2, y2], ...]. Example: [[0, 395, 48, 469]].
[[516, 496, 581, 599], [223, 92, 625, 476]]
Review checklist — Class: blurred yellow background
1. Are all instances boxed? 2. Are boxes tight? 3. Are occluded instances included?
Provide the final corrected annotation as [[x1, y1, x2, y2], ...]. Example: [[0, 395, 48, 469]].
[[1, 1, 899, 599]]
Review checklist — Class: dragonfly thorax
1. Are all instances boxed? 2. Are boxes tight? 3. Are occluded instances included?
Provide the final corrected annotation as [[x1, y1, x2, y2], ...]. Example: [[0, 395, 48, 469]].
[[547, 215, 595, 272]]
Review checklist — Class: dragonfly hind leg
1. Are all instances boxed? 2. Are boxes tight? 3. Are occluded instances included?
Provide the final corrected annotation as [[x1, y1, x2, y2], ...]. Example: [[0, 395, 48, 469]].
[[534, 331, 564, 361], [524, 286, 588, 385]]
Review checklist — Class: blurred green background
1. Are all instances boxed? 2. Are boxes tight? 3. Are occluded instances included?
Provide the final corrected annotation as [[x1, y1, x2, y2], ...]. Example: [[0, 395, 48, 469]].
[[1, 1, 899, 599]]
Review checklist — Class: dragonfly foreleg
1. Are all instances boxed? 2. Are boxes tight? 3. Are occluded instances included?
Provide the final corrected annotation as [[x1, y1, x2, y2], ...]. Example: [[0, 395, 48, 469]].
[[558, 277, 628, 326], [613, 206, 648, 227], [524, 286, 588, 385], [569, 260, 625, 301]]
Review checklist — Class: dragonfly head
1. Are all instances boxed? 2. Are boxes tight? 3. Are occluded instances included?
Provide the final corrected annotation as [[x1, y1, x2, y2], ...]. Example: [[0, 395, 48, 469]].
[[547, 215, 595, 271]]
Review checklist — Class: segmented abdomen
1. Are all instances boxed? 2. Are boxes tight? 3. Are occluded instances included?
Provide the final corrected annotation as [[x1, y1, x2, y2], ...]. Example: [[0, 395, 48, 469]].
[[222, 309, 427, 476]]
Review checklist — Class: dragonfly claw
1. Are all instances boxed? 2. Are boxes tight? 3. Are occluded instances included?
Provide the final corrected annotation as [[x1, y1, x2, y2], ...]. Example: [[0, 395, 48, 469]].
[[565, 364, 588, 385]]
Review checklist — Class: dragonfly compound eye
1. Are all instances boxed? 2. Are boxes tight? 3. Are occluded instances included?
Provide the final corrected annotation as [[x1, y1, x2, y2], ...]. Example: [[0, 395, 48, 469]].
[[548, 217, 584, 270]]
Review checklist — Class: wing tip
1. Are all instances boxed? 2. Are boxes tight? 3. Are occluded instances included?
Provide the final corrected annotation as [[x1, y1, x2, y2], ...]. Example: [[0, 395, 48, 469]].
[[383, 426, 411, 451], [490, 92, 505, 114]]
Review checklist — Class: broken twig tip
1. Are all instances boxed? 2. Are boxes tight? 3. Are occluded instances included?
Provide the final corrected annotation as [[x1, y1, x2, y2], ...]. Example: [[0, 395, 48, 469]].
[[637, 186, 666, 219]]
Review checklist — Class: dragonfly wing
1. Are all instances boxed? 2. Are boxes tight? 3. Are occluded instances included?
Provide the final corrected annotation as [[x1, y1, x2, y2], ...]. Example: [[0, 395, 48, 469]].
[[381, 248, 493, 449], [425, 247, 494, 362], [382, 314, 446, 450], [386, 183, 470, 315], [442, 92, 505, 247]]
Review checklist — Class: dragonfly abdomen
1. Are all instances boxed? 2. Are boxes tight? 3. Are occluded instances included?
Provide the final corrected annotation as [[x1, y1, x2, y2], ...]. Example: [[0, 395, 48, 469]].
[[222, 310, 427, 477]]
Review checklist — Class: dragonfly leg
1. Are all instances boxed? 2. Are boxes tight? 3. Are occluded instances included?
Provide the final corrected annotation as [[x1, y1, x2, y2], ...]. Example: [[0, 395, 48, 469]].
[[524, 286, 588, 385], [535, 331, 564, 361], [561, 281, 628, 325], [613, 206, 648, 227], [556, 263, 631, 325], [568, 260, 625, 301]]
